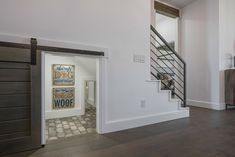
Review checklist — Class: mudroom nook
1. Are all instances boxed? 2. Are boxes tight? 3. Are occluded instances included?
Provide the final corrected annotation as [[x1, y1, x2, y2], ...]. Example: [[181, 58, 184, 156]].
[[42, 52, 98, 143]]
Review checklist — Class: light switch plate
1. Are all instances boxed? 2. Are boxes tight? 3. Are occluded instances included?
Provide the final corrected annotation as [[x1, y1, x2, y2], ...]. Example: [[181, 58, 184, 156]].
[[133, 54, 145, 63]]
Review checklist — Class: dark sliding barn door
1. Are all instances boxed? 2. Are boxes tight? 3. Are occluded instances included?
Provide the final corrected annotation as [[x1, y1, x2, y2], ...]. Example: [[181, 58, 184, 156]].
[[0, 46, 41, 155]]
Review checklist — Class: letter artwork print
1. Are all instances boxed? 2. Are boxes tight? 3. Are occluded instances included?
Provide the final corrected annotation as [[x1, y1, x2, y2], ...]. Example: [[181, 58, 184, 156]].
[[52, 64, 75, 86], [53, 88, 75, 109]]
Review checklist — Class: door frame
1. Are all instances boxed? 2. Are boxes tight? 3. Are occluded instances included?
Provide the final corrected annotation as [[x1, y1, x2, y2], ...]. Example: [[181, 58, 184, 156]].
[[41, 51, 106, 145]]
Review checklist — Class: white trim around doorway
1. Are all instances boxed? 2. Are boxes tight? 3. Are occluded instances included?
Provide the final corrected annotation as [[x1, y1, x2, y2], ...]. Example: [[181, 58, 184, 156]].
[[40, 40, 108, 145]]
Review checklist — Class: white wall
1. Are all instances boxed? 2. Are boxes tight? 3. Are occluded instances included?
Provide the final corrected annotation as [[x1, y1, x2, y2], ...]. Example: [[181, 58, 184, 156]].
[[44, 53, 96, 119], [0, 0, 189, 133], [181, 0, 235, 110], [219, 0, 235, 70], [219, 0, 235, 105], [181, 0, 223, 110]]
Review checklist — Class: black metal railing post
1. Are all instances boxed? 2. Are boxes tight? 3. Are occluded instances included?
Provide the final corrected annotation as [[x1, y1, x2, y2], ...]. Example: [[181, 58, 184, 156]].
[[183, 64, 186, 107]]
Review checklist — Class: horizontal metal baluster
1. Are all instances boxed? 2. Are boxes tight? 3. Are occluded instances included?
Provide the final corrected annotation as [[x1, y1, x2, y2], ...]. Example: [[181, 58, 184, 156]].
[[150, 54, 184, 83], [150, 25, 186, 65], [151, 65, 184, 95], [151, 43, 184, 76], [151, 72, 184, 102], [150, 35, 184, 69], [150, 58, 184, 88]]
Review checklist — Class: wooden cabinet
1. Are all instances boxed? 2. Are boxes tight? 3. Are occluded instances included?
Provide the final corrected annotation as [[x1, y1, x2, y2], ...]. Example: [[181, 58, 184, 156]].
[[225, 69, 235, 109]]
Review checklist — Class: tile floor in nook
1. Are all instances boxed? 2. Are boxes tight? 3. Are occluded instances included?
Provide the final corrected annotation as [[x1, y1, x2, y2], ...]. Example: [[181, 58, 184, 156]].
[[45, 105, 96, 142]]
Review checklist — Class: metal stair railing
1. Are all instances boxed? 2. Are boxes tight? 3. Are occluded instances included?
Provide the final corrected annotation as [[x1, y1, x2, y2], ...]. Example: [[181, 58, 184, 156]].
[[150, 25, 186, 107]]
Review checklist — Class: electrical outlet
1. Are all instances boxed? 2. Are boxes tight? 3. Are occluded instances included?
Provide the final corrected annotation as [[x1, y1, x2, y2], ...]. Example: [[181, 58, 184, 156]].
[[140, 100, 146, 108]]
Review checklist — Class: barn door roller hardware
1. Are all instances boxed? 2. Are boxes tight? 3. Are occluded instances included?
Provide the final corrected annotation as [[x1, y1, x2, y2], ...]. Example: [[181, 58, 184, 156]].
[[0, 37, 104, 65], [30, 38, 37, 65]]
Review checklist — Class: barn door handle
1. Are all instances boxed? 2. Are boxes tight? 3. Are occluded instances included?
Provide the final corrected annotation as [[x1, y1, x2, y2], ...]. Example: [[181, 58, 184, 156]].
[[30, 38, 37, 65]]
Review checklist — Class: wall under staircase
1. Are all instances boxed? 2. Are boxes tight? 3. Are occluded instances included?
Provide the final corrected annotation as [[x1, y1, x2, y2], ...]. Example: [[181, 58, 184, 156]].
[[103, 79, 189, 133]]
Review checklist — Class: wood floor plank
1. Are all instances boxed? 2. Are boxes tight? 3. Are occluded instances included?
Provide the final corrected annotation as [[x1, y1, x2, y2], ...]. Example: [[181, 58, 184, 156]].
[[0, 132, 30, 142], [0, 82, 30, 95], [0, 47, 30, 63], [0, 94, 30, 108], [0, 120, 30, 135], [0, 107, 30, 121], [0, 69, 30, 82], [0, 62, 30, 69]]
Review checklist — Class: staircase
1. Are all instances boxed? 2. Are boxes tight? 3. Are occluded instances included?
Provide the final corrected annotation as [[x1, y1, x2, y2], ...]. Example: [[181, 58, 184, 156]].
[[150, 25, 186, 107]]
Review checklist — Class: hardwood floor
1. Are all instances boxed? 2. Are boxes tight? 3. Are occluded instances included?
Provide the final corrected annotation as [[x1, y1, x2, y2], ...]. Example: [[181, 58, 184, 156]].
[[4, 107, 235, 157]]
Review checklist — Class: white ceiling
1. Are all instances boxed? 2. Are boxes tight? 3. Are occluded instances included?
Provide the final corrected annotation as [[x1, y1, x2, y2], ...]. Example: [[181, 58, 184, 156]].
[[158, 0, 196, 8]]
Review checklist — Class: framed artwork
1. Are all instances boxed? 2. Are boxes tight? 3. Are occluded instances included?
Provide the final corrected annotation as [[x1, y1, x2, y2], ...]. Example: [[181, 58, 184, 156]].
[[52, 88, 75, 109], [52, 64, 75, 86]]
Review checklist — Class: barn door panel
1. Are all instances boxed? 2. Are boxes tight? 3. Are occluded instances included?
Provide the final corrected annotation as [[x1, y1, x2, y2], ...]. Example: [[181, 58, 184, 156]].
[[0, 45, 41, 155]]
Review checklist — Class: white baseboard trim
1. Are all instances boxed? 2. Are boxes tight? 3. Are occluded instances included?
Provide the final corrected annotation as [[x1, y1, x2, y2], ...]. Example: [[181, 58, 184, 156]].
[[45, 108, 84, 119], [101, 109, 189, 133], [187, 99, 225, 110]]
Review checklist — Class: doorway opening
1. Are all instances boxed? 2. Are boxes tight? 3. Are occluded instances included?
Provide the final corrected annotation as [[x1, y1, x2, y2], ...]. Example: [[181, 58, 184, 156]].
[[155, 12, 179, 52], [152, 2, 181, 99], [42, 52, 98, 144]]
